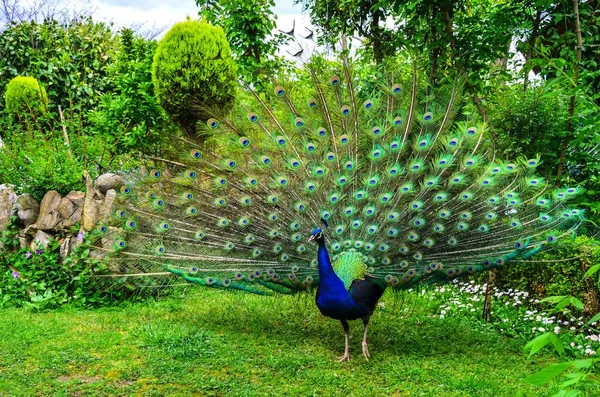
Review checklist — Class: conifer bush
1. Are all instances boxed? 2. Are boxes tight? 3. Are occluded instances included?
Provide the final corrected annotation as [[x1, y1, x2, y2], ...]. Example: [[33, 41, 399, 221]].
[[152, 20, 237, 142], [4, 76, 48, 120]]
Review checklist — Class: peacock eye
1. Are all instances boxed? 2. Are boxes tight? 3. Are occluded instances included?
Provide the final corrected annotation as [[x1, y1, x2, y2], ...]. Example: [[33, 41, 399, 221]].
[[274, 86, 285, 96], [207, 118, 219, 129]]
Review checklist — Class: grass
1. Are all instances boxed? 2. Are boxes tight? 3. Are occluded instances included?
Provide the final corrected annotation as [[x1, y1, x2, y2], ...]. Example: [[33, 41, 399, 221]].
[[0, 287, 556, 396]]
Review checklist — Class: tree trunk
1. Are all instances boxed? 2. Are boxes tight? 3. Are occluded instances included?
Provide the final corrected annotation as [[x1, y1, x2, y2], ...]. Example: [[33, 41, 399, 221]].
[[523, 10, 542, 92], [556, 0, 582, 187], [580, 248, 600, 319], [482, 269, 496, 322], [371, 9, 383, 64]]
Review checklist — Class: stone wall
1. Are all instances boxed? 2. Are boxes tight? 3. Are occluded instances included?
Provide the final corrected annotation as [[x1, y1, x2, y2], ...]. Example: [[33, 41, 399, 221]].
[[0, 172, 123, 258]]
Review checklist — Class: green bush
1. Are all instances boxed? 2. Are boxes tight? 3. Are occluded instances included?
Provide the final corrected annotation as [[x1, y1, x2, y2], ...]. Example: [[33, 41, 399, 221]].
[[152, 20, 237, 141], [488, 85, 569, 179], [0, 18, 115, 120], [89, 28, 173, 155], [494, 236, 600, 299], [4, 76, 48, 120]]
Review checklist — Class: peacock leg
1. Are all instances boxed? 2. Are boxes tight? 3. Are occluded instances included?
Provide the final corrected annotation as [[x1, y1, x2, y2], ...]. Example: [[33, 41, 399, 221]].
[[361, 316, 370, 361], [338, 319, 350, 362]]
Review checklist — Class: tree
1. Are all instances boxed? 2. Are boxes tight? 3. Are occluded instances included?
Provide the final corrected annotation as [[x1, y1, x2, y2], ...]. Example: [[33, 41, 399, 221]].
[[88, 28, 173, 156], [298, 0, 393, 63], [197, 0, 287, 84], [0, 17, 116, 118], [152, 20, 237, 143]]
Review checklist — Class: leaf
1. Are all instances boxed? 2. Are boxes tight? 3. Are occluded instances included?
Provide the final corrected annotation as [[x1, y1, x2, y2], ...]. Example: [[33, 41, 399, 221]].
[[584, 264, 600, 278], [550, 333, 565, 356], [523, 362, 572, 386], [571, 359, 595, 369], [586, 312, 600, 325], [540, 295, 567, 304], [554, 298, 573, 311], [558, 373, 583, 388], [524, 332, 553, 357], [569, 297, 584, 310]]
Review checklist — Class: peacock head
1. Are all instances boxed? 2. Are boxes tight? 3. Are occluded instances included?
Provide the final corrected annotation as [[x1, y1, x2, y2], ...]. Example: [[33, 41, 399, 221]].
[[308, 228, 324, 243]]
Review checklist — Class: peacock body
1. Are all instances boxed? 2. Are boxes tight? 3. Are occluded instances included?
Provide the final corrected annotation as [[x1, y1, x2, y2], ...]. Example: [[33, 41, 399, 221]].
[[93, 56, 583, 361]]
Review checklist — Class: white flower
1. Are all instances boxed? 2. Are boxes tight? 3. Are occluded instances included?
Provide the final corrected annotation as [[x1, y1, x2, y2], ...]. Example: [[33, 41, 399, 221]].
[[439, 315, 445, 319], [538, 327, 545, 332], [570, 342, 576, 347], [441, 310, 447, 315]]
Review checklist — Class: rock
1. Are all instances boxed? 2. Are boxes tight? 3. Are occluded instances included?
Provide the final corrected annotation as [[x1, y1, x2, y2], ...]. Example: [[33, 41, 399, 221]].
[[18, 231, 30, 249], [30, 229, 53, 250], [31, 190, 62, 231], [100, 189, 116, 221], [15, 194, 40, 227], [82, 172, 104, 231], [59, 234, 74, 259], [0, 186, 18, 233], [95, 173, 124, 195], [58, 191, 85, 228]]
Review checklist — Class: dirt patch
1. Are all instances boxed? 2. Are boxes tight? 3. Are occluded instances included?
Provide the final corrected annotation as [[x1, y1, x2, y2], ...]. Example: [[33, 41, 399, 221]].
[[56, 375, 102, 384]]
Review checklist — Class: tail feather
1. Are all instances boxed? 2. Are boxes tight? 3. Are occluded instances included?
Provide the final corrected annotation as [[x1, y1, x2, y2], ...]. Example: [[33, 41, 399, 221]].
[[91, 56, 583, 294]]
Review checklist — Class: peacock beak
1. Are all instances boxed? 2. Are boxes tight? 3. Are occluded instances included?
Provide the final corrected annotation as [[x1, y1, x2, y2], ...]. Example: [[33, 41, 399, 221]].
[[308, 235, 316, 243]]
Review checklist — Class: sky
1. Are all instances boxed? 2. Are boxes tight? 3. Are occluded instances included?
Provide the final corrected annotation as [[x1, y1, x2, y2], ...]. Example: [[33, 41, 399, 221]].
[[61, 0, 311, 38]]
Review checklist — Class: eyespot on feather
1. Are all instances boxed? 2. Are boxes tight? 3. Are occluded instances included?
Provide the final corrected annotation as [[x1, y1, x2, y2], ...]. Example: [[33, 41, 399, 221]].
[[207, 118, 219, 129], [274, 86, 285, 96]]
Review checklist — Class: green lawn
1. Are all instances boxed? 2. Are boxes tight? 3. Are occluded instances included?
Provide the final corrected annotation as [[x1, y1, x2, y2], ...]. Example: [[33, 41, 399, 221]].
[[0, 288, 555, 396]]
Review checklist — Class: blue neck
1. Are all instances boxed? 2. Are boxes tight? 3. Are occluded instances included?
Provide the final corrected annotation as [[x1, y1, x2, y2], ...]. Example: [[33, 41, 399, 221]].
[[316, 239, 341, 286]]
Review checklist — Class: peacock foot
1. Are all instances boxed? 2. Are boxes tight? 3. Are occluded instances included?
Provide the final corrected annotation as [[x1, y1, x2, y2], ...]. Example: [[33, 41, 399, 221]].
[[338, 353, 350, 362], [362, 341, 370, 361]]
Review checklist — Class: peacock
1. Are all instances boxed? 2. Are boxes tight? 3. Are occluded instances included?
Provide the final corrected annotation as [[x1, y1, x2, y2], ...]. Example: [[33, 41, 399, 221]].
[[92, 56, 583, 361]]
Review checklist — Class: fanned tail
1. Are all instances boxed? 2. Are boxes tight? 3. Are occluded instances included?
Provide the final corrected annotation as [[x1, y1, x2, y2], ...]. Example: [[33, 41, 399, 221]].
[[91, 55, 583, 294]]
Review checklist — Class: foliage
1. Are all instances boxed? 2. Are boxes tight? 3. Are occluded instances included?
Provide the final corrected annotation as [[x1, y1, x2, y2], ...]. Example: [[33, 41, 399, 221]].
[[88, 28, 173, 156], [0, 106, 144, 199], [198, 0, 288, 86], [522, 284, 600, 396], [298, 0, 393, 63], [0, 17, 116, 118], [494, 236, 600, 301], [0, 287, 555, 396], [0, 219, 116, 309], [488, 85, 568, 177], [0, 127, 85, 199], [4, 75, 48, 121], [152, 19, 237, 142]]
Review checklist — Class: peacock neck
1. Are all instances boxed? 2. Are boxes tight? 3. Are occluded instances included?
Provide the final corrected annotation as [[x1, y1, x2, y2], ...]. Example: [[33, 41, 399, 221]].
[[316, 239, 340, 284]]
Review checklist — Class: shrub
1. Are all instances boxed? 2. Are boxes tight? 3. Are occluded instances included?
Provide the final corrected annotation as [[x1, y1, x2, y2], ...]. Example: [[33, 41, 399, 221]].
[[152, 20, 237, 142], [0, 222, 117, 309], [0, 18, 115, 119], [4, 76, 48, 120], [89, 28, 173, 155], [488, 85, 568, 179]]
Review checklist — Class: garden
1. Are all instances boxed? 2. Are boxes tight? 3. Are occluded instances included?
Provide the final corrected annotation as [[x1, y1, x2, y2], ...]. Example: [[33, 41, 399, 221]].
[[1, 0, 599, 396]]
